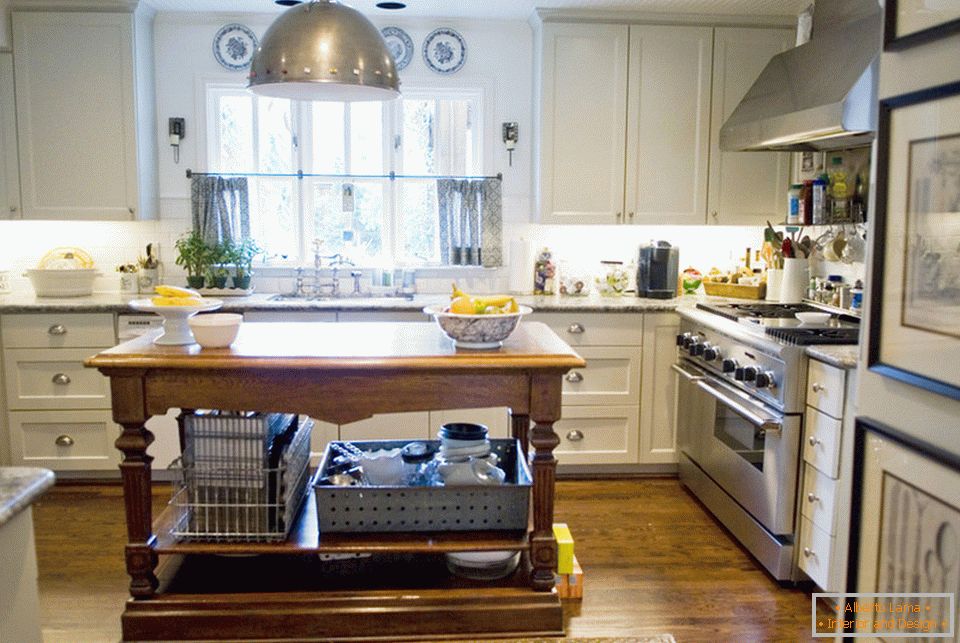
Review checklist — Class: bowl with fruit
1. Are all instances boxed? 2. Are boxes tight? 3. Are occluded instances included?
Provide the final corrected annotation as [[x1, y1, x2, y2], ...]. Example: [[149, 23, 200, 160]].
[[424, 284, 532, 349], [129, 285, 222, 345]]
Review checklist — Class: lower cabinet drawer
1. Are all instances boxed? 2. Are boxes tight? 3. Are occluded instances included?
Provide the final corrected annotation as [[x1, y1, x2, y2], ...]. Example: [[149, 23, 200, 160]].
[[4, 348, 112, 410], [561, 346, 641, 406], [803, 406, 842, 478], [554, 405, 639, 465], [801, 463, 839, 535], [798, 515, 837, 591], [9, 410, 119, 470]]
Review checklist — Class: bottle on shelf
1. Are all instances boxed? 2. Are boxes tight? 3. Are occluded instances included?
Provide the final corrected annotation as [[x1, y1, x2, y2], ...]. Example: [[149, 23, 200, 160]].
[[812, 178, 827, 225], [829, 156, 850, 223], [801, 180, 814, 225], [787, 184, 802, 224], [851, 173, 867, 222]]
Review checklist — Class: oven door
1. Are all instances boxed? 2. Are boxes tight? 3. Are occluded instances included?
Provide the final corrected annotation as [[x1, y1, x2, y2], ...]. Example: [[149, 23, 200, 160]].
[[673, 360, 800, 536]]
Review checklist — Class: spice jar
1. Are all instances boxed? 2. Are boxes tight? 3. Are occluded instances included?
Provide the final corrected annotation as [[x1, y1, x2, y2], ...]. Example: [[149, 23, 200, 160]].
[[595, 261, 629, 297]]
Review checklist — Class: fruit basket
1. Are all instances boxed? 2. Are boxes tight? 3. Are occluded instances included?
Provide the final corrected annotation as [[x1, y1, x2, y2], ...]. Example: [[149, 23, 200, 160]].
[[702, 281, 766, 300]]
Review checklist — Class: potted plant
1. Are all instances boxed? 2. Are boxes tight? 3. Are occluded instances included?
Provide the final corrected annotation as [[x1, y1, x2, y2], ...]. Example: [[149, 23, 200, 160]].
[[227, 237, 262, 290], [207, 241, 231, 289], [174, 231, 211, 289]]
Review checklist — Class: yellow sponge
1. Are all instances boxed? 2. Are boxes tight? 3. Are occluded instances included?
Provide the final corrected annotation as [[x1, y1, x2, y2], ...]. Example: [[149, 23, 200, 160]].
[[553, 523, 575, 575]]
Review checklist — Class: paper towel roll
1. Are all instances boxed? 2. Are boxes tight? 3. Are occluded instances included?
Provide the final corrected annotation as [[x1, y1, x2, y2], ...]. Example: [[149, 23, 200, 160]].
[[508, 238, 533, 294]]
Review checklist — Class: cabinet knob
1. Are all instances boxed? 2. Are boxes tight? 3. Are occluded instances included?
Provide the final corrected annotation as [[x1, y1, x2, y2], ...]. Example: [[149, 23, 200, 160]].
[[802, 547, 815, 558], [55, 434, 75, 447], [128, 207, 135, 215], [52, 373, 71, 385], [808, 435, 820, 447], [8, 205, 16, 213], [711, 211, 718, 221], [807, 492, 819, 503], [566, 430, 584, 442], [616, 211, 622, 222], [628, 211, 635, 220], [48, 324, 67, 336], [565, 371, 583, 383], [567, 323, 585, 334], [811, 382, 824, 393]]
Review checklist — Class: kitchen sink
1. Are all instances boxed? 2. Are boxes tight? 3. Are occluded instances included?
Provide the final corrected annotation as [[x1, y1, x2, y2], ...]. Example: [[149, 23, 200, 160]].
[[268, 292, 415, 302]]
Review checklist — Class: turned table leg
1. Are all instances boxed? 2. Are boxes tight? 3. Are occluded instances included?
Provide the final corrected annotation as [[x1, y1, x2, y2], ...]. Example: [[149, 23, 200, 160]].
[[528, 372, 562, 592], [110, 374, 159, 598], [511, 411, 530, 458]]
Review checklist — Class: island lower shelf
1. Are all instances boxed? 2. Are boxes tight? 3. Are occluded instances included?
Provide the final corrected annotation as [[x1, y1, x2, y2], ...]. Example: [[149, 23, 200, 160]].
[[153, 487, 532, 555]]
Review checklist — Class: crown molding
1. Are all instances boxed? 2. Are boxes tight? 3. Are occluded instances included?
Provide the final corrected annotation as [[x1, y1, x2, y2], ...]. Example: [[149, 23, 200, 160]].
[[533, 7, 796, 29]]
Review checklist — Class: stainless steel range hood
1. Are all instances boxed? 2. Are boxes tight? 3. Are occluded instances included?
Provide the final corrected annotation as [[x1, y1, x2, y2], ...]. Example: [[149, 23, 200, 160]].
[[719, 0, 881, 152]]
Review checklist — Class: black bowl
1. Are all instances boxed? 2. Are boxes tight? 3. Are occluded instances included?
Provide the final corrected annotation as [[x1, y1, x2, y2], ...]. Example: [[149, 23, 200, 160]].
[[438, 422, 488, 441]]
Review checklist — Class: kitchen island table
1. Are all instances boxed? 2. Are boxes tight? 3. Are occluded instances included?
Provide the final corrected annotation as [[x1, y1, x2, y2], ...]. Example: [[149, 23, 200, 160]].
[[85, 321, 584, 641]]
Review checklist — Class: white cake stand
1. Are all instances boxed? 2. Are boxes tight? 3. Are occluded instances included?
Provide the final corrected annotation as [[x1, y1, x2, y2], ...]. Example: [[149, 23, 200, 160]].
[[129, 299, 223, 345]]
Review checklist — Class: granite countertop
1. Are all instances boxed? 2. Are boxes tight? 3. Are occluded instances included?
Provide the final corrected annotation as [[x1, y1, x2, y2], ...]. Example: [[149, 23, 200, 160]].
[[0, 467, 55, 528], [805, 344, 860, 370], [0, 291, 686, 314]]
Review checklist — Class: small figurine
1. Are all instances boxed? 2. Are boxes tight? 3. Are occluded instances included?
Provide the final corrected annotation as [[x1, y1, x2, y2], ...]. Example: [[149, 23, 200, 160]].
[[533, 247, 556, 295]]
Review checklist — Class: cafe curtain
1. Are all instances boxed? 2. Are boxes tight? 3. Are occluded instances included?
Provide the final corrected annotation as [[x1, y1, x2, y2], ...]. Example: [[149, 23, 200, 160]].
[[190, 175, 250, 245], [436, 178, 502, 267]]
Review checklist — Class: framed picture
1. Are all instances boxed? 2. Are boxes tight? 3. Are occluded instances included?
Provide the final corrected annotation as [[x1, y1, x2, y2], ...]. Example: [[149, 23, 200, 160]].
[[848, 418, 960, 635], [869, 80, 960, 400], [884, 0, 960, 51]]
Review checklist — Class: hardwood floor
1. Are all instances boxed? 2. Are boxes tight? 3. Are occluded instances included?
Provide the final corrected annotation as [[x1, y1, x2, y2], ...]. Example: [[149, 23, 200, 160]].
[[31, 478, 820, 642]]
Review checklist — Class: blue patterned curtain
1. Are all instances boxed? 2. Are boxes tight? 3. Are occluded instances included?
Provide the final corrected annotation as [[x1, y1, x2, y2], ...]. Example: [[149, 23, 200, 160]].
[[436, 178, 502, 267], [190, 176, 250, 245]]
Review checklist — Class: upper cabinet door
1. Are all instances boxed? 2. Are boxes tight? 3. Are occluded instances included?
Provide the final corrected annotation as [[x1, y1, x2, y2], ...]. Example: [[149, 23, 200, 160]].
[[624, 25, 712, 225], [708, 27, 793, 225], [13, 12, 139, 220], [0, 53, 20, 219], [537, 23, 628, 225]]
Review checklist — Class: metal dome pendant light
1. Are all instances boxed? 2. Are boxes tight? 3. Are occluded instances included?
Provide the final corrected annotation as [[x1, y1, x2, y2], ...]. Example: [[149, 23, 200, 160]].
[[248, 0, 400, 101]]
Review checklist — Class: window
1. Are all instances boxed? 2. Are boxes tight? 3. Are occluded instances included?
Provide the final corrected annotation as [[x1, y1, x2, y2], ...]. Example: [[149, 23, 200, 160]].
[[206, 83, 483, 266]]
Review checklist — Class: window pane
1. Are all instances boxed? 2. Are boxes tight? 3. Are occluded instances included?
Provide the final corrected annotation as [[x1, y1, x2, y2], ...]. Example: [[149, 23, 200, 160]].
[[257, 97, 294, 173], [397, 180, 439, 263], [216, 94, 253, 172], [308, 180, 384, 262], [349, 102, 383, 173], [402, 99, 436, 174], [311, 102, 345, 173], [248, 177, 297, 260]]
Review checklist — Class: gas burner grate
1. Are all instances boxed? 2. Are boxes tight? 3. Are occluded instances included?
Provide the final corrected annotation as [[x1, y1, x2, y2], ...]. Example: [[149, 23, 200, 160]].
[[696, 302, 819, 321], [764, 327, 860, 345]]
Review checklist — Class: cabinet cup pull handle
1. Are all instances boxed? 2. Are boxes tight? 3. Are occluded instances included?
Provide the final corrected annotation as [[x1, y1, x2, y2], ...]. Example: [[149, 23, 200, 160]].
[[811, 383, 824, 393], [55, 434, 75, 447], [566, 430, 584, 442], [52, 373, 71, 385], [807, 492, 819, 503], [808, 436, 820, 446], [803, 547, 815, 558], [567, 323, 585, 334], [48, 324, 67, 336], [566, 371, 583, 383]]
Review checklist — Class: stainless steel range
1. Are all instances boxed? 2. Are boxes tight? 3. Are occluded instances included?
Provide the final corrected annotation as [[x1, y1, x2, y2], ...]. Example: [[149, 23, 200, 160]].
[[675, 302, 858, 581]]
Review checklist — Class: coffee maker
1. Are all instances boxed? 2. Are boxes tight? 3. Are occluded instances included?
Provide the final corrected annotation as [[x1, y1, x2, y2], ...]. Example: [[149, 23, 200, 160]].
[[637, 241, 679, 299]]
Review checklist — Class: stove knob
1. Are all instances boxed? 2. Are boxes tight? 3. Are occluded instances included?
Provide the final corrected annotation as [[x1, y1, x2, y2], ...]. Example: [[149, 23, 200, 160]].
[[743, 366, 758, 382], [681, 335, 695, 349], [689, 342, 705, 357], [755, 371, 775, 389], [734, 366, 745, 381], [722, 358, 737, 373], [703, 346, 720, 362], [676, 332, 690, 347]]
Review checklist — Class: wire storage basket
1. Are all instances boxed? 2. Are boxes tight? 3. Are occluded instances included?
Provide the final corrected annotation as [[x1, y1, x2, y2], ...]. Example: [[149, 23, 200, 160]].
[[170, 412, 313, 542]]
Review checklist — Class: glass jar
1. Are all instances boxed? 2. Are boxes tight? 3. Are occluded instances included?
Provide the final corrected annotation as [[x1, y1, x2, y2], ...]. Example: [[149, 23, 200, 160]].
[[595, 261, 629, 297], [401, 441, 438, 486]]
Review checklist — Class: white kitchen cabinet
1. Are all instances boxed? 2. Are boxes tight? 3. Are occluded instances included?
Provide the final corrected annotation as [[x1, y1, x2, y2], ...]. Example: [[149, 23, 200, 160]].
[[11, 10, 156, 220], [9, 409, 118, 471], [339, 412, 430, 442], [553, 405, 639, 465], [706, 27, 792, 225], [638, 312, 680, 464], [535, 22, 629, 224], [0, 52, 19, 219], [624, 26, 713, 225]]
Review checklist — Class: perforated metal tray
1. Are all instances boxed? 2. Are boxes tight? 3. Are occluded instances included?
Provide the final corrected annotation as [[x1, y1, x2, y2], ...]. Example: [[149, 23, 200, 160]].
[[314, 439, 531, 533]]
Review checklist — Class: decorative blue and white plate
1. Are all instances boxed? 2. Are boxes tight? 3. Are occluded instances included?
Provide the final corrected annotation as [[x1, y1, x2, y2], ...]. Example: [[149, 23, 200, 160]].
[[213, 23, 258, 71], [422, 28, 466, 74], [381, 26, 413, 71]]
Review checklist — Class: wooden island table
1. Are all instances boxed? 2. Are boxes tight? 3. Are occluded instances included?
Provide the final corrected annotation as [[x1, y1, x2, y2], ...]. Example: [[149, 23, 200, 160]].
[[85, 321, 585, 641]]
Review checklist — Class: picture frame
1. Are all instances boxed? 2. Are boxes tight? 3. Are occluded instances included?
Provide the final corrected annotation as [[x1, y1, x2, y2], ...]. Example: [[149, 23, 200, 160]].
[[868, 80, 960, 400], [884, 0, 960, 51], [848, 417, 960, 636]]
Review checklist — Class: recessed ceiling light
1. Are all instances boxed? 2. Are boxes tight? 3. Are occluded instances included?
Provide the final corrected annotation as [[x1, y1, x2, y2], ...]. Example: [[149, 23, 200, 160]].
[[376, 2, 407, 9]]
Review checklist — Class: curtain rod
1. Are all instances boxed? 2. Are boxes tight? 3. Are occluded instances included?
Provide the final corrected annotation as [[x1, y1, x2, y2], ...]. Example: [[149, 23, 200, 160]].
[[185, 169, 503, 181]]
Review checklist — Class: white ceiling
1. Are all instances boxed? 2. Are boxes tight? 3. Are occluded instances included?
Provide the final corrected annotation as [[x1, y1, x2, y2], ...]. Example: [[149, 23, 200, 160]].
[[143, 0, 811, 20]]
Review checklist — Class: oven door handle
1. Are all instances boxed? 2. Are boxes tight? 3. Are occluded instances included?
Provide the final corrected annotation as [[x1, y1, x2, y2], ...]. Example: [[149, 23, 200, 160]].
[[671, 363, 705, 381], [694, 379, 783, 435]]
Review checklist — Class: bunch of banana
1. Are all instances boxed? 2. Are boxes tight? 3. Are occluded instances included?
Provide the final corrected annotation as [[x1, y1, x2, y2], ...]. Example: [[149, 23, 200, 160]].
[[151, 285, 204, 307], [449, 283, 519, 315]]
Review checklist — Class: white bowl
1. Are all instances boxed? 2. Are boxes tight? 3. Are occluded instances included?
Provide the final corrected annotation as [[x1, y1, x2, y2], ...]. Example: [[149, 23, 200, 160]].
[[188, 313, 242, 348], [25, 268, 100, 297], [423, 304, 532, 349], [795, 312, 831, 325]]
